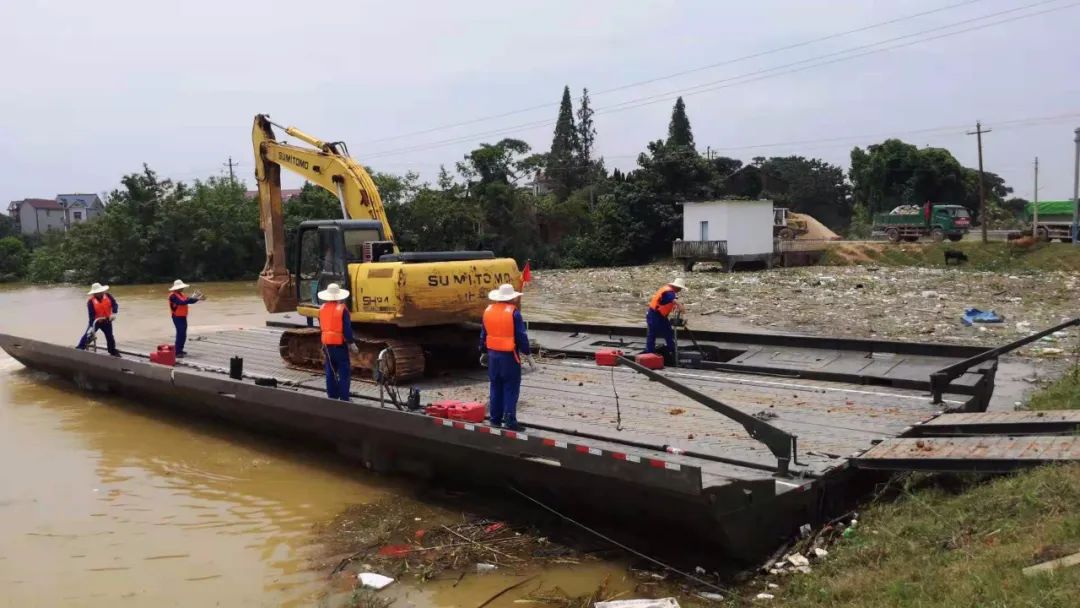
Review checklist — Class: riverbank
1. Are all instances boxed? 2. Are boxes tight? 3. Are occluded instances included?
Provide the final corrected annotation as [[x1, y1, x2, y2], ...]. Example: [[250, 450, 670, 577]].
[[820, 241, 1080, 272], [742, 367, 1080, 608]]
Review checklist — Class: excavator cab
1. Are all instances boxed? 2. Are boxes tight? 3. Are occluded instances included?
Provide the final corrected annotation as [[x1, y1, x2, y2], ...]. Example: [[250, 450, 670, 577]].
[[294, 220, 394, 310]]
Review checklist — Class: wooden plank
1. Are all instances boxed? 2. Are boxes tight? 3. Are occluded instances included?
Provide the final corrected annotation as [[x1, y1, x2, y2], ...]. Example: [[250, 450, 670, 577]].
[[1022, 552, 1080, 577]]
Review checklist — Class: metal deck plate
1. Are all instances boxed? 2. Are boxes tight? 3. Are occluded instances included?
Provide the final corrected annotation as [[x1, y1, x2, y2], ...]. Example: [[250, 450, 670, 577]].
[[124, 328, 966, 484], [854, 436, 1080, 472]]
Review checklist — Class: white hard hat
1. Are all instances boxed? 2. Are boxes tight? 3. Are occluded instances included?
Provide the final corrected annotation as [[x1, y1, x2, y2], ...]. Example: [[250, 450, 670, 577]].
[[317, 283, 350, 302], [488, 283, 523, 302], [668, 278, 688, 290]]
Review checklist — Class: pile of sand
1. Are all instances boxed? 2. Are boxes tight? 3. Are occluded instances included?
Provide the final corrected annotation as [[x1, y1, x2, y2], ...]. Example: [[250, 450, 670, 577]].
[[790, 212, 840, 240]]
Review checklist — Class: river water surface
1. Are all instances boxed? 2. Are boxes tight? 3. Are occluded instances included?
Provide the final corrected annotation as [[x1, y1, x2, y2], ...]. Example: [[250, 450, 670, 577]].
[[0, 282, 635, 607]]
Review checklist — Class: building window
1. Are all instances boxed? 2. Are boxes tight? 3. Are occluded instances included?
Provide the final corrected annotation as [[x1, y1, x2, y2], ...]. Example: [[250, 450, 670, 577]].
[[73, 211, 82, 220], [699, 220, 709, 241]]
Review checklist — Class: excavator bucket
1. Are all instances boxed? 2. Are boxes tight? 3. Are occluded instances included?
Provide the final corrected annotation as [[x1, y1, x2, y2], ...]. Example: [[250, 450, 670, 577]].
[[258, 271, 298, 313]]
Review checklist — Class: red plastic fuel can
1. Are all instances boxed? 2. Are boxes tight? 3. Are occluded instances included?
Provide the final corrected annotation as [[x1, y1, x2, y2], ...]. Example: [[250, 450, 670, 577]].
[[447, 402, 486, 423], [594, 349, 623, 366], [634, 353, 665, 370], [149, 344, 176, 366]]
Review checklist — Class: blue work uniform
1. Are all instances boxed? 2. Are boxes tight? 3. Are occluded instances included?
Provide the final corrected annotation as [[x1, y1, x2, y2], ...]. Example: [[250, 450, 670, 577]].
[[479, 307, 530, 428], [76, 294, 120, 355], [645, 290, 677, 354], [322, 307, 354, 401], [169, 292, 200, 355]]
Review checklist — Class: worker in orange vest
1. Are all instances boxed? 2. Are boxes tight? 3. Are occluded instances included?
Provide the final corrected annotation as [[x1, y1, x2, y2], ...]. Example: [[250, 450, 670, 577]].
[[480, 283, 532, 431], [645, 278, 687, 360], [76, 282, 120, 356], [318, 283, 358, 401], [168, 279, 203, 358]]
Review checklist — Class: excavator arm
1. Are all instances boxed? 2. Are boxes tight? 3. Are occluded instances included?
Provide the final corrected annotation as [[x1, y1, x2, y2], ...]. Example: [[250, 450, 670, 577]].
[[252, 114, 397, 312]]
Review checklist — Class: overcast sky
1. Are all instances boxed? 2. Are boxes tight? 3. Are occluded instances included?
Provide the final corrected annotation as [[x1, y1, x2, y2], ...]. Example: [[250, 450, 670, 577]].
[[2, 0, 1079, 206]]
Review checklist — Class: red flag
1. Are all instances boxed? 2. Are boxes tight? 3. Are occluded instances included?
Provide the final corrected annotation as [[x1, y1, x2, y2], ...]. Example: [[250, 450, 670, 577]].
[[521, 261, 532, 286]]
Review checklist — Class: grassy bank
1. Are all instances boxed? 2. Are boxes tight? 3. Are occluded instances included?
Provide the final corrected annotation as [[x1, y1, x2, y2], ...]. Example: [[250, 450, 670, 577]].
[[1028, 366, 1080, 411], [820, 241, 1080, 272], [760, 368, 1080, 608]]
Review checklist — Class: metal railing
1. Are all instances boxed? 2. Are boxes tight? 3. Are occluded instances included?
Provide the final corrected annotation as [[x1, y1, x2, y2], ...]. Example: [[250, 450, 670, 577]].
[[774, 238, 835, 253], [672, 240, 727, 259]]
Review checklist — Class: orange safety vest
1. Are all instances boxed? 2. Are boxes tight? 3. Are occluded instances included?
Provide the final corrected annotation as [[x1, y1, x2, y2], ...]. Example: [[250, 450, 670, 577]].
[[649, 286, 676, 317], [483, 302, 517, 353], [319, 302, 346, 346], [90, 295, 112, 321], [169, 293, 188, 318]]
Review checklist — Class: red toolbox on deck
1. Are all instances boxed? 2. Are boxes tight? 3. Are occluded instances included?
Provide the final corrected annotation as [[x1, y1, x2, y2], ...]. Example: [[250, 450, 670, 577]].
[[634, 353, 665, 370], [149, 344, 176, 366], [426, 400, 459, 418], [594, 349, 623, 366], [447, 402, 486, 423]]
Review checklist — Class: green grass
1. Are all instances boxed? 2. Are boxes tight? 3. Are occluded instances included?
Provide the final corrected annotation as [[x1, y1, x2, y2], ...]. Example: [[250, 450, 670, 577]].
[[1027, 367, 1080, 411], [820, 241, 1080, 272], [759, 370, 1080, 608]]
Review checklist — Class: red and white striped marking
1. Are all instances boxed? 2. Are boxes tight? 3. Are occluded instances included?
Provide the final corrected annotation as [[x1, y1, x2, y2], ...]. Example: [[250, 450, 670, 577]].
[[429, 416, 684, 472]]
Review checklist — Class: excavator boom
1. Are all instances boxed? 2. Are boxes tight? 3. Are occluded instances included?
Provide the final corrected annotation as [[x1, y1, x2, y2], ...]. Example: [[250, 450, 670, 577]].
[[252, 114, 396, 312], [250, 114, 522, 382]]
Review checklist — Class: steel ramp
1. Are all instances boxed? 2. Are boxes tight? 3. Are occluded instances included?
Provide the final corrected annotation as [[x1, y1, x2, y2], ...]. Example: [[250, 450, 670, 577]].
[[908, 411, 1080, 437], [853, 435, 1080, 473]]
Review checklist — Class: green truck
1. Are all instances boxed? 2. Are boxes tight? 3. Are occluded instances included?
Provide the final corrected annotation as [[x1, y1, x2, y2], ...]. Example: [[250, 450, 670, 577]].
[[1028, 200, 1077, 242], [873, 204, 971, 242]]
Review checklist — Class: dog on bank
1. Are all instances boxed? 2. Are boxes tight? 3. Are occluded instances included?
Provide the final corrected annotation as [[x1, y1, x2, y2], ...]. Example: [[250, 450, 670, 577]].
[[944, 249, 968, 265]]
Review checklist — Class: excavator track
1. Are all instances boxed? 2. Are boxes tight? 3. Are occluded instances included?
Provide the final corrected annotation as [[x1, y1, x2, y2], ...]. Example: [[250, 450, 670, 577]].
[[278, 328, 427, 383]]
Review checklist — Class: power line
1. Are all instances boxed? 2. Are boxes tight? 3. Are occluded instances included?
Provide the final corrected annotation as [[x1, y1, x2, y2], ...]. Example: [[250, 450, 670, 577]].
[[358, 0, 990, 146], [463, 111, 1080, 175], [363, 0, 1076, 161]]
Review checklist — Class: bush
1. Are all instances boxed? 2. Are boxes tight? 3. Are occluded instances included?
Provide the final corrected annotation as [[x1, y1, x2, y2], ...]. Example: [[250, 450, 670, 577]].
[[0, 236, 29, 280]]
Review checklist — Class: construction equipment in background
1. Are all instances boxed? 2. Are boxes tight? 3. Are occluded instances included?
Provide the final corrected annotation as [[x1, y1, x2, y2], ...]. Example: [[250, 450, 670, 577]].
[[773, 208, 808, 240], [251, 115, 521, 382]]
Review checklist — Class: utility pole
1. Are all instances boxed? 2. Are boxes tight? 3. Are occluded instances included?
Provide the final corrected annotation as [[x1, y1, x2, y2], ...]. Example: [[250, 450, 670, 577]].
[[1032, 157, 1039, 239], [967, 121, 991, 243], [224, 156, 237, 182], [1072, 127, 1080, 246]]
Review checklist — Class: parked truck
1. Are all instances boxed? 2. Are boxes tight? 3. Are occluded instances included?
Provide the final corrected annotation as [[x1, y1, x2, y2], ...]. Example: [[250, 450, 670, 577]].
[[873, 204, 971, 243], [1028, 200, 1077, 242]]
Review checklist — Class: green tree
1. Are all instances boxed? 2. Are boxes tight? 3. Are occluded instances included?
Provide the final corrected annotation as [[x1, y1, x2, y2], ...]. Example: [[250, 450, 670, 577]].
[[546, 86, 583, 198], [0, 215, 17, 239], [0, 236, 29, 280], [576, 88, 596, 165], [849, 139, 1005, 218], [667, 97, 695, 150], [755, 156, 851, 229]]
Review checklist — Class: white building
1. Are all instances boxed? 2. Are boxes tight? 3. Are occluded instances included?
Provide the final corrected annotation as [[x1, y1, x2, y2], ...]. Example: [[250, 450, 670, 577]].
[[16, 198, 67, 234], [56, 194, 104, 227], [681, 199, 773, 256]]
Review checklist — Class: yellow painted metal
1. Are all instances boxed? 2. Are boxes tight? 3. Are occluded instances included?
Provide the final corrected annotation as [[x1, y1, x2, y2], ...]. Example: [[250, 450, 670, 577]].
[[251, 114, 522, 326]]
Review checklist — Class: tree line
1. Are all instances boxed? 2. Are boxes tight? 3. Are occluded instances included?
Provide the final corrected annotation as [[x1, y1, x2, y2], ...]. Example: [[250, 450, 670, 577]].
[[0, 90, 1027, 283]]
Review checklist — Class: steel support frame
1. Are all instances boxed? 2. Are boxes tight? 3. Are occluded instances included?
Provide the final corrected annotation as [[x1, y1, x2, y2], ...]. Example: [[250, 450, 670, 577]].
[[616, 355, 799, 476]]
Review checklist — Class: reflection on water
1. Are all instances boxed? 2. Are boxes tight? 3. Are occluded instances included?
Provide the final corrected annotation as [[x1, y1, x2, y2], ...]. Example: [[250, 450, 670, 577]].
[[0, 281, 635, 607]]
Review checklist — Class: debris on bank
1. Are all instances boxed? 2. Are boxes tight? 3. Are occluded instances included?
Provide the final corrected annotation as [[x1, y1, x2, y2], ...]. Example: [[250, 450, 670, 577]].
[[317, 499, 597, 595], [761, 512, 859, 578], [533, 264, 1079, 350]]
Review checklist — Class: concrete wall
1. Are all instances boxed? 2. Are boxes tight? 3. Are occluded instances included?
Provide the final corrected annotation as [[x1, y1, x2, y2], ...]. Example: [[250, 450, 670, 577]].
[[682, 200, 773, 256], [19, 205, 66, 235]]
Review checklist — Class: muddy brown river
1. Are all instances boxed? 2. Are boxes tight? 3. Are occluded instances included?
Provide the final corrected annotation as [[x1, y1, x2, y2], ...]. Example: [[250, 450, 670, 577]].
[[0, 282, 637, 607]]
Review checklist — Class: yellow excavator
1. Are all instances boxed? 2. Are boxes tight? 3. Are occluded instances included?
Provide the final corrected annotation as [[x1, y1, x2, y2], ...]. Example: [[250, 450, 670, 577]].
[[252, 114, 521, 381]]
